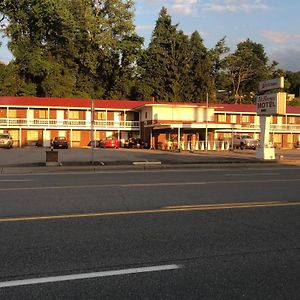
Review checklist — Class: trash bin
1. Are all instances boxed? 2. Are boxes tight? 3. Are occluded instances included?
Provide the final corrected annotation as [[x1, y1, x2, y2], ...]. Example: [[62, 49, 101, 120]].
[[45, 148, 59, 166]]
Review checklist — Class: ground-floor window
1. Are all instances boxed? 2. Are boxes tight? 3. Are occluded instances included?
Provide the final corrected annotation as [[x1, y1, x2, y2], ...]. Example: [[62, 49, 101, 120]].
[[72, 131, 81, 141], [27, 130, 39, 141], [58, 131, 66, 137]]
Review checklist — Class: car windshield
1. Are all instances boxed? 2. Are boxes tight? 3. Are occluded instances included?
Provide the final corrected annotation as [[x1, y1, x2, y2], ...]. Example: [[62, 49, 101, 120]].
[[242, 135, 252, 139], [0, 134, 9, 139]]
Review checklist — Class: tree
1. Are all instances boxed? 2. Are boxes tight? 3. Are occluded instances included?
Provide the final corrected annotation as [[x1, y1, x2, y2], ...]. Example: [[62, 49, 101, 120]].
[[139, 7, 192, 102], [0, 0, 143, 99], [224, 39, 270, 103]]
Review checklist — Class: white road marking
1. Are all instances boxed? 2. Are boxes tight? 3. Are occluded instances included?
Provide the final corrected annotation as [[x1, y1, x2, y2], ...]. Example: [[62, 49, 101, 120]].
[[0, 180, 34, 182], [225, 173, 279, 177], [0, 264, 182, 288]]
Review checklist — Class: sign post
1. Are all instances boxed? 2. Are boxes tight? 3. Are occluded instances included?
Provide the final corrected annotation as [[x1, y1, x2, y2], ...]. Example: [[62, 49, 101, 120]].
[[256, 77, 286, 160]]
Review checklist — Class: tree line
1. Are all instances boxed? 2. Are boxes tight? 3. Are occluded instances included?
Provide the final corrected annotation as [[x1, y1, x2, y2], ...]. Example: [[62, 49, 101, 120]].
[[0, 1, 299, 104]]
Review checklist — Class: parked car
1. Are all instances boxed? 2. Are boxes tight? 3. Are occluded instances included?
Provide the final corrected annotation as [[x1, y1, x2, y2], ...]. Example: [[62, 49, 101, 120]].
[[51, 136, 68, 149], [124, 137, 148, 149], [104, 138, 120, 148], [0, 133, 13, 149], [232, 135, 259, 150]]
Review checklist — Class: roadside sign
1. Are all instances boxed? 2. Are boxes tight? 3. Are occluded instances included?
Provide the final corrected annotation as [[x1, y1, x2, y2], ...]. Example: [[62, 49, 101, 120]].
[[259, 77, 284, 92], [256, 92, 286, 116]]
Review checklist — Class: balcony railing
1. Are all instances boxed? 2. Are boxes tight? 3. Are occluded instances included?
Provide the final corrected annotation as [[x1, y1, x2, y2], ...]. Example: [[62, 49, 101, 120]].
[[240, 123, 300, 132], [0, 118, 140, 130]]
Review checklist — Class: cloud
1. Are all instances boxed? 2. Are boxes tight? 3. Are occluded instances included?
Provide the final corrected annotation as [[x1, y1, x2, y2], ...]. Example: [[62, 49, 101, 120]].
[[204, 0, 269, 13], [260, 30, 300, 45], [259, 30, 300, 71], [169, 0, 199, 16]]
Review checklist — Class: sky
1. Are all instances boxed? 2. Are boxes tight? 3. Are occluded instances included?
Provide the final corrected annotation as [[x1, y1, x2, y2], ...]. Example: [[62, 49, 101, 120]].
[[1, 0, 300, 72]]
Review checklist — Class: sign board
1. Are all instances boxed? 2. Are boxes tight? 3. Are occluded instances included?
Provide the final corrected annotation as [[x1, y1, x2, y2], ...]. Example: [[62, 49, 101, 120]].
[[256, 92, 286, 116], [259, 77, 284, 92]]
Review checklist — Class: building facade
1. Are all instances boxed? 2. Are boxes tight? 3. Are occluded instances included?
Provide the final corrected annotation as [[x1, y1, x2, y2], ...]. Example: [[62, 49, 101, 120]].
[[1, 96, 300, 149]]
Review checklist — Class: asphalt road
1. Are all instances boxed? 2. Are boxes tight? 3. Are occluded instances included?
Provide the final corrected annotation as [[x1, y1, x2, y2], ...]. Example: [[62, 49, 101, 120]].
[[0, 166, 300, 299]]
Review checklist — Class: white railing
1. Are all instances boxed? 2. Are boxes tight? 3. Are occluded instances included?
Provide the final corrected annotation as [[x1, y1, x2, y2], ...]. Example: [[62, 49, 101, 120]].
[[159, 141, 231, 151], [240, 123, 300, 132], [0, 118, 140, 130]]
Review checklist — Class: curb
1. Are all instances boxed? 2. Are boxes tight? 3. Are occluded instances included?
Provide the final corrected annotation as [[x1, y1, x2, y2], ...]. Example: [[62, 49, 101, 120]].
[[1, 159, 299, 175]]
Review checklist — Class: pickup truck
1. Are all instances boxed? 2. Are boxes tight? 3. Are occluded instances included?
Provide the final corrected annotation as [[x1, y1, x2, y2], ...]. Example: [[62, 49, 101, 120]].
[[232, 135, 259, 150]]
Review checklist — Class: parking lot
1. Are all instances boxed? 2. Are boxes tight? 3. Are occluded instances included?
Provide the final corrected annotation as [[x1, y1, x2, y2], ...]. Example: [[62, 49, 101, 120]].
[[0, 146, 300, 168]]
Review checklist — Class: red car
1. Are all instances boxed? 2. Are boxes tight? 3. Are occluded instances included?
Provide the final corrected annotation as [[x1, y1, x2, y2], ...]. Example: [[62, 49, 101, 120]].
[[104, 138, 120, 148]]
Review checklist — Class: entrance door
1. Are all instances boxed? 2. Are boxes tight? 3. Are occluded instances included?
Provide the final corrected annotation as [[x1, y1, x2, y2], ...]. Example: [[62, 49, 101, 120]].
[[43, 130, 51, 147], [57, 110, 64, 125], [27, 109, 34, 125]]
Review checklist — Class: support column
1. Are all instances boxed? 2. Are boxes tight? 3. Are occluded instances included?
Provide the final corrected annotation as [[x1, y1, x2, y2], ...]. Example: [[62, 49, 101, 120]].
[[256, 116, 275, 160], [177, 127, 181, 150]]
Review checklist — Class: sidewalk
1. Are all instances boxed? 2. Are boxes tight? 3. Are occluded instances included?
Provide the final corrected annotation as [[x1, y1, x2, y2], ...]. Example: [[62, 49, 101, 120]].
[[0, 147, 299, 174]]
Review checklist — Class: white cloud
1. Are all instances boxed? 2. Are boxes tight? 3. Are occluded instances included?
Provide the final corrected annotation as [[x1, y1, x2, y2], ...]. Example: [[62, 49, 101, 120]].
[[259, 30, 300, 71], [204, 0, 269, 13], [260, 30, 300, 45], [169, 0, 199, 16]]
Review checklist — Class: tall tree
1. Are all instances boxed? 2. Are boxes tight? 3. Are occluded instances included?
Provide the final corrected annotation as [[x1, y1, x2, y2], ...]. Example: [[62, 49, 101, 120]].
[[188, 31, 213, 102], [223, 39, 270, 103], [140, 7, 191, 102]]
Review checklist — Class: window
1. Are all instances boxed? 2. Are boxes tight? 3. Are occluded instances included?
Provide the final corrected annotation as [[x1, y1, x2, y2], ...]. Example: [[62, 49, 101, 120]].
[[217, 114, 226, 123], [69, 110, 79, 119], [38, 110, 47, 119], [8, 109, 17, 118], [27, 130, 39, 141], [242, 115, 249, 123], [230, 115, 237, 123], [72, 131, 81, 141], [289, 116, 295, 124], [145, 112, 148, 119], [97, 111, 106, 120], [58, 131, 66, 137]]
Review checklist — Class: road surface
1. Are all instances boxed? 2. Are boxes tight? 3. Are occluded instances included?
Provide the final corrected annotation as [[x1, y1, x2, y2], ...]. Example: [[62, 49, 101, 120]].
[[0, 166, 299, 299]]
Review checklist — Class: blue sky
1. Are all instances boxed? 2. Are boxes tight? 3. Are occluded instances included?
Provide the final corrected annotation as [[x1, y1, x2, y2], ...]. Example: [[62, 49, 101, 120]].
[[1, 0, 300, 71], [134, 0, 300, 71]]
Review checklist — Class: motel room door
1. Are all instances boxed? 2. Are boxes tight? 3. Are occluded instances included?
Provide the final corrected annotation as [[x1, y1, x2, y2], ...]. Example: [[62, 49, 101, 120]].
[[43, 130, 51, 147], [57, 110, 64, 125]]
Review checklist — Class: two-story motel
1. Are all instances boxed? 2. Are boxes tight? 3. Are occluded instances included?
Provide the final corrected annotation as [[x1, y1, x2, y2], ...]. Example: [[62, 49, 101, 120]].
[[0, 96, 300, 149]]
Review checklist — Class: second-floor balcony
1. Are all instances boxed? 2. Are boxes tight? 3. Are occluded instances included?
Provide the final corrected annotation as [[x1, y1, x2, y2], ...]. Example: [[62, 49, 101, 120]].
[[240, 123, 300, 132], [0, 118, 140, 130]]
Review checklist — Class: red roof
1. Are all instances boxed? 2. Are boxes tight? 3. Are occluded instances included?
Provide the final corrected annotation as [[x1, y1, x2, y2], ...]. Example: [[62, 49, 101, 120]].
[[0, 96, 148, 110], [1, 96, 300, 114], [213, 103, 300, 114]]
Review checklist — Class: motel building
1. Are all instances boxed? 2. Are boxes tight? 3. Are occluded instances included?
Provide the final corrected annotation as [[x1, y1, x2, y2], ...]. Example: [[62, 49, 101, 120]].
[[0, 96, 300, 150]]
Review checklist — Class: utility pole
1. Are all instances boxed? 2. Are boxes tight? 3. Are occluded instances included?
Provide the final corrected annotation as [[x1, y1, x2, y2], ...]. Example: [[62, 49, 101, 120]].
[[91, 99, 95, 165], [205, 92, 209, 151]]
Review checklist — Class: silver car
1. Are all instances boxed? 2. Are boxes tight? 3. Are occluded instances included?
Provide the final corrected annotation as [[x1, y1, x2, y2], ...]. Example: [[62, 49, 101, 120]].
[[0, 133, 13, 149]]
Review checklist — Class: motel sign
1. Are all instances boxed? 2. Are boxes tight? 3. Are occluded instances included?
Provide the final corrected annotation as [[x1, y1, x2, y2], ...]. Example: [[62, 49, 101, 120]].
[[256, 92, 286, 116]]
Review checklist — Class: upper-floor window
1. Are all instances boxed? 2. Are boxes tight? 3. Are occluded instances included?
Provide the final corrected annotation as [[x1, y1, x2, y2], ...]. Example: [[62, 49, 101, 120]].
[[38, 110, 47, 119], [97, 111, 106, 120], [8, 109, 17, 118], [230, 115, 237, 123], [145, 112, 148, 119], [242, 115, 250, 123], [69, 110, 79, 119], [217, 114, 226, 123], [289, 116, 295, 124]]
